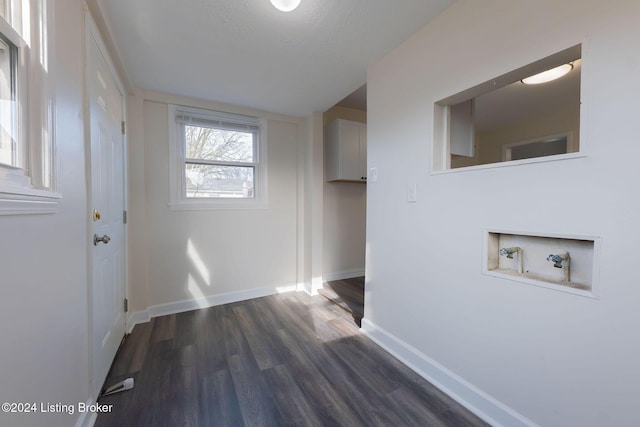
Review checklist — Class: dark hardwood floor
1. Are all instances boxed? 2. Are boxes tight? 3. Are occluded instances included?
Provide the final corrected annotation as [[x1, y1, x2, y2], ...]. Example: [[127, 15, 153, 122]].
[[96, 290, 488, 427], [319, 276, 365, 326]]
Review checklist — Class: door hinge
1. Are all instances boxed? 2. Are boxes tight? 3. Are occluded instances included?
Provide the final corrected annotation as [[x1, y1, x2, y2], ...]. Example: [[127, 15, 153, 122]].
[[121, 121, 126, 135], [124, 299, 129, 312], [123, 210, 127, 224]]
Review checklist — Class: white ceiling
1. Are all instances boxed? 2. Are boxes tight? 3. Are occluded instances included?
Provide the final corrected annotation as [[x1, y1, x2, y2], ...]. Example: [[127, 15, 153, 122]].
[[98, 0, 454, 116]]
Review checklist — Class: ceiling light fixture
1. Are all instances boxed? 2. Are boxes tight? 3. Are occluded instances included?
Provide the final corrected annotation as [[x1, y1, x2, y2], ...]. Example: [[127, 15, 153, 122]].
[[270, 0, 301, 12], [521, 63, 574, 85]]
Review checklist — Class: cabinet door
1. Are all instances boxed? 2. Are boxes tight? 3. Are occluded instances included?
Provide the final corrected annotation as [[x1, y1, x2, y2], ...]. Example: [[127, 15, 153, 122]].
[[340, 121, 363, 181], [325, 119, 367, 182], [359, 125, 367, 180], [450, 99, 475, 157]]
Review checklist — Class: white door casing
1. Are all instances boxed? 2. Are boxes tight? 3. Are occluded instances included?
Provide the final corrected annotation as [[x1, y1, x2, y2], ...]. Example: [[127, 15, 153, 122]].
[[87, 17, 127, 397]]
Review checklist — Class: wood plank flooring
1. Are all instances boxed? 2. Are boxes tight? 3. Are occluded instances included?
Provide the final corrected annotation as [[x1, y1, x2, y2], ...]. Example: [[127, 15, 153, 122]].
[[318, 277, 365, 326], [95, 291, 488, 427]]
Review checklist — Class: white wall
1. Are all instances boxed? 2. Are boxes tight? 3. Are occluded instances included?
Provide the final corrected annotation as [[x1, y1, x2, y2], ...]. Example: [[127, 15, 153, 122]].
[[126, 89, 149, 314], [0, 1, 92, 426], [128, 91, 302, 314], [323, 105, 367, 280], [364, 1, 640, 426]]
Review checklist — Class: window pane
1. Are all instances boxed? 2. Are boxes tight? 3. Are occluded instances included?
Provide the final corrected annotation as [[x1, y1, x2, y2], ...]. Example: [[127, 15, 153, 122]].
[[1, 0, 22, 37], [0, 34, 16, 167], [185, 125, 254, 163], [186, 164, 254, 198]]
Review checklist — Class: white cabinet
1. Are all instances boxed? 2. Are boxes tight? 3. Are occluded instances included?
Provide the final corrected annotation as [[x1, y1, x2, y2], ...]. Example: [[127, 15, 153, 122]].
[[449, 99, 475, 157], [325, 119, 367, 182]]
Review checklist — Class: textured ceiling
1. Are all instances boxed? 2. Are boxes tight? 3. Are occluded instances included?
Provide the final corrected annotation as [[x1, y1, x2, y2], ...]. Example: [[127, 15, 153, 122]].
[[98, 0, 454, 116]]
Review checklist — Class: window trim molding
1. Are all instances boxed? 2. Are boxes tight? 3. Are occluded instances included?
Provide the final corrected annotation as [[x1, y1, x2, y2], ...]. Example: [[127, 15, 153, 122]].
[[168, 104, 268, 211], [0, 0, 58, 215]]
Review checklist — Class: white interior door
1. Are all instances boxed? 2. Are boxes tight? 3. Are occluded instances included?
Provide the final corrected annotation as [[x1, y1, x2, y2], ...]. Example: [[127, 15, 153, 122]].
[[88, 24, 126, 396]]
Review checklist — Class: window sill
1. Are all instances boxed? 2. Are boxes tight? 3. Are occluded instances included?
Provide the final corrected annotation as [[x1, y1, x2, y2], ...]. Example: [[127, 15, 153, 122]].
[[0, 190, 62, 215], [0, 166, 61, 215]]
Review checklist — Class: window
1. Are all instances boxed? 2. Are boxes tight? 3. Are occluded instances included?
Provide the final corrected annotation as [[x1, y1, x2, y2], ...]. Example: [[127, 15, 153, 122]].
[[433, 45, 582, 172], [0, 0, 56, 215], [169, 105, 267, 210], [0, 32, 17, 168]]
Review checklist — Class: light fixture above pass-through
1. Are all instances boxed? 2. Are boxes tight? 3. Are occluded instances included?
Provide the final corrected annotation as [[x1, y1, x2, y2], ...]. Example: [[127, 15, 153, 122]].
[[270, 0, 301, 12], [521, 63, 574, 85]]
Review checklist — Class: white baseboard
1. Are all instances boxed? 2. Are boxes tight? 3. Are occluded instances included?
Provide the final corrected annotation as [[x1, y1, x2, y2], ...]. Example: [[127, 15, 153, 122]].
[[360, 318, 536, 427], [126, 284, 298, 330], [323, 269, 365, 282], [298, 281, 313, 295], [126, 310, 150, 333]]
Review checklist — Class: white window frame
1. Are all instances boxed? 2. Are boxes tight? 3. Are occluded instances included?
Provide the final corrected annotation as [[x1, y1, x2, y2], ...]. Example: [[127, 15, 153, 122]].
[[0, 0, 58, 215], [168, 104, 268, 210]]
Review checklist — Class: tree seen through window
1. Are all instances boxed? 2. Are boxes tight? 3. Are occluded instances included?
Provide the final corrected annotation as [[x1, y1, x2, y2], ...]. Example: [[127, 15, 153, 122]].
[[184, 124, 257, 198]]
